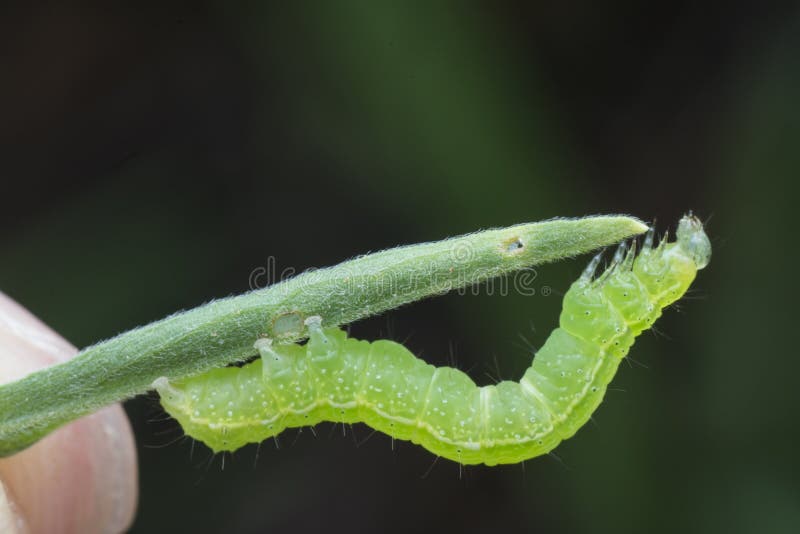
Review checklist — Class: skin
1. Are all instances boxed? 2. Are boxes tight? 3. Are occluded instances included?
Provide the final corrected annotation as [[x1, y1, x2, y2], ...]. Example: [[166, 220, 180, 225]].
[[0, 293, 137, 534]]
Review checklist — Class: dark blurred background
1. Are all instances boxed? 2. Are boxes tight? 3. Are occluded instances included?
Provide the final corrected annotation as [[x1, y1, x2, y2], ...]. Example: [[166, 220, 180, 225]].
[[1, 2, 797, 533]]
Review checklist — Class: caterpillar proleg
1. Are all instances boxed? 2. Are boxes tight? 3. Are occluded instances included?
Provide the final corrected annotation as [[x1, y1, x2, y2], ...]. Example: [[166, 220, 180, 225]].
[[156, 215, 710, 466]]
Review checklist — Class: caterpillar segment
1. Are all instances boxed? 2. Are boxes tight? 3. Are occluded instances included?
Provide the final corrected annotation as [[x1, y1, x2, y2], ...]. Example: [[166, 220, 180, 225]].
[[156, 214, 710, 465]]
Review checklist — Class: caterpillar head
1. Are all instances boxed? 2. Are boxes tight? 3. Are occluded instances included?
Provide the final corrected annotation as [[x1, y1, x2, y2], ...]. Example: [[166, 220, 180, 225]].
[[676, 214, 711, 269]]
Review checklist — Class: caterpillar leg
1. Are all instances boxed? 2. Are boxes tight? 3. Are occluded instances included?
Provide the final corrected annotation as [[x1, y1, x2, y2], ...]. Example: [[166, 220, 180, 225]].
[[156, 214, 710, 465], [154, 360, 285, 452]]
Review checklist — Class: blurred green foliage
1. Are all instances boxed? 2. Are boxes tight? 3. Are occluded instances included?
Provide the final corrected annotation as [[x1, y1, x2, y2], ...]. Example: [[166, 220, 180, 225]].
[[1, 2, 797, 533]]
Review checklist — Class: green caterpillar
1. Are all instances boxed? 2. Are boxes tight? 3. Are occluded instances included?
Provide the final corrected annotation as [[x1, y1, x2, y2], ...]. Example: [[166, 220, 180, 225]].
[[156, 215, 710, 466]]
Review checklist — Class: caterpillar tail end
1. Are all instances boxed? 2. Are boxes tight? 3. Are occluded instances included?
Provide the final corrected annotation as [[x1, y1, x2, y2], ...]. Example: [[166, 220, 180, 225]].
[[676, 213, 711, 269]]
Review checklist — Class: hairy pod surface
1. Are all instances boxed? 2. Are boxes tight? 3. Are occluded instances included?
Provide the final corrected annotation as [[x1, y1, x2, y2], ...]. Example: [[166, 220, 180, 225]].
[[157, 215, 710, 465]]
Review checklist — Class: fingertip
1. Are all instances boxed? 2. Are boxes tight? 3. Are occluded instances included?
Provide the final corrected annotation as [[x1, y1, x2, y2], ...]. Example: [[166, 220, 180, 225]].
[[0, 292, 138, 533]]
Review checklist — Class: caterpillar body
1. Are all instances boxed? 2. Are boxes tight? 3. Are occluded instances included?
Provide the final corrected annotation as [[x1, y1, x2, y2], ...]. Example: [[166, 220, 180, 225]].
[[156, 215, 710, 466]]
